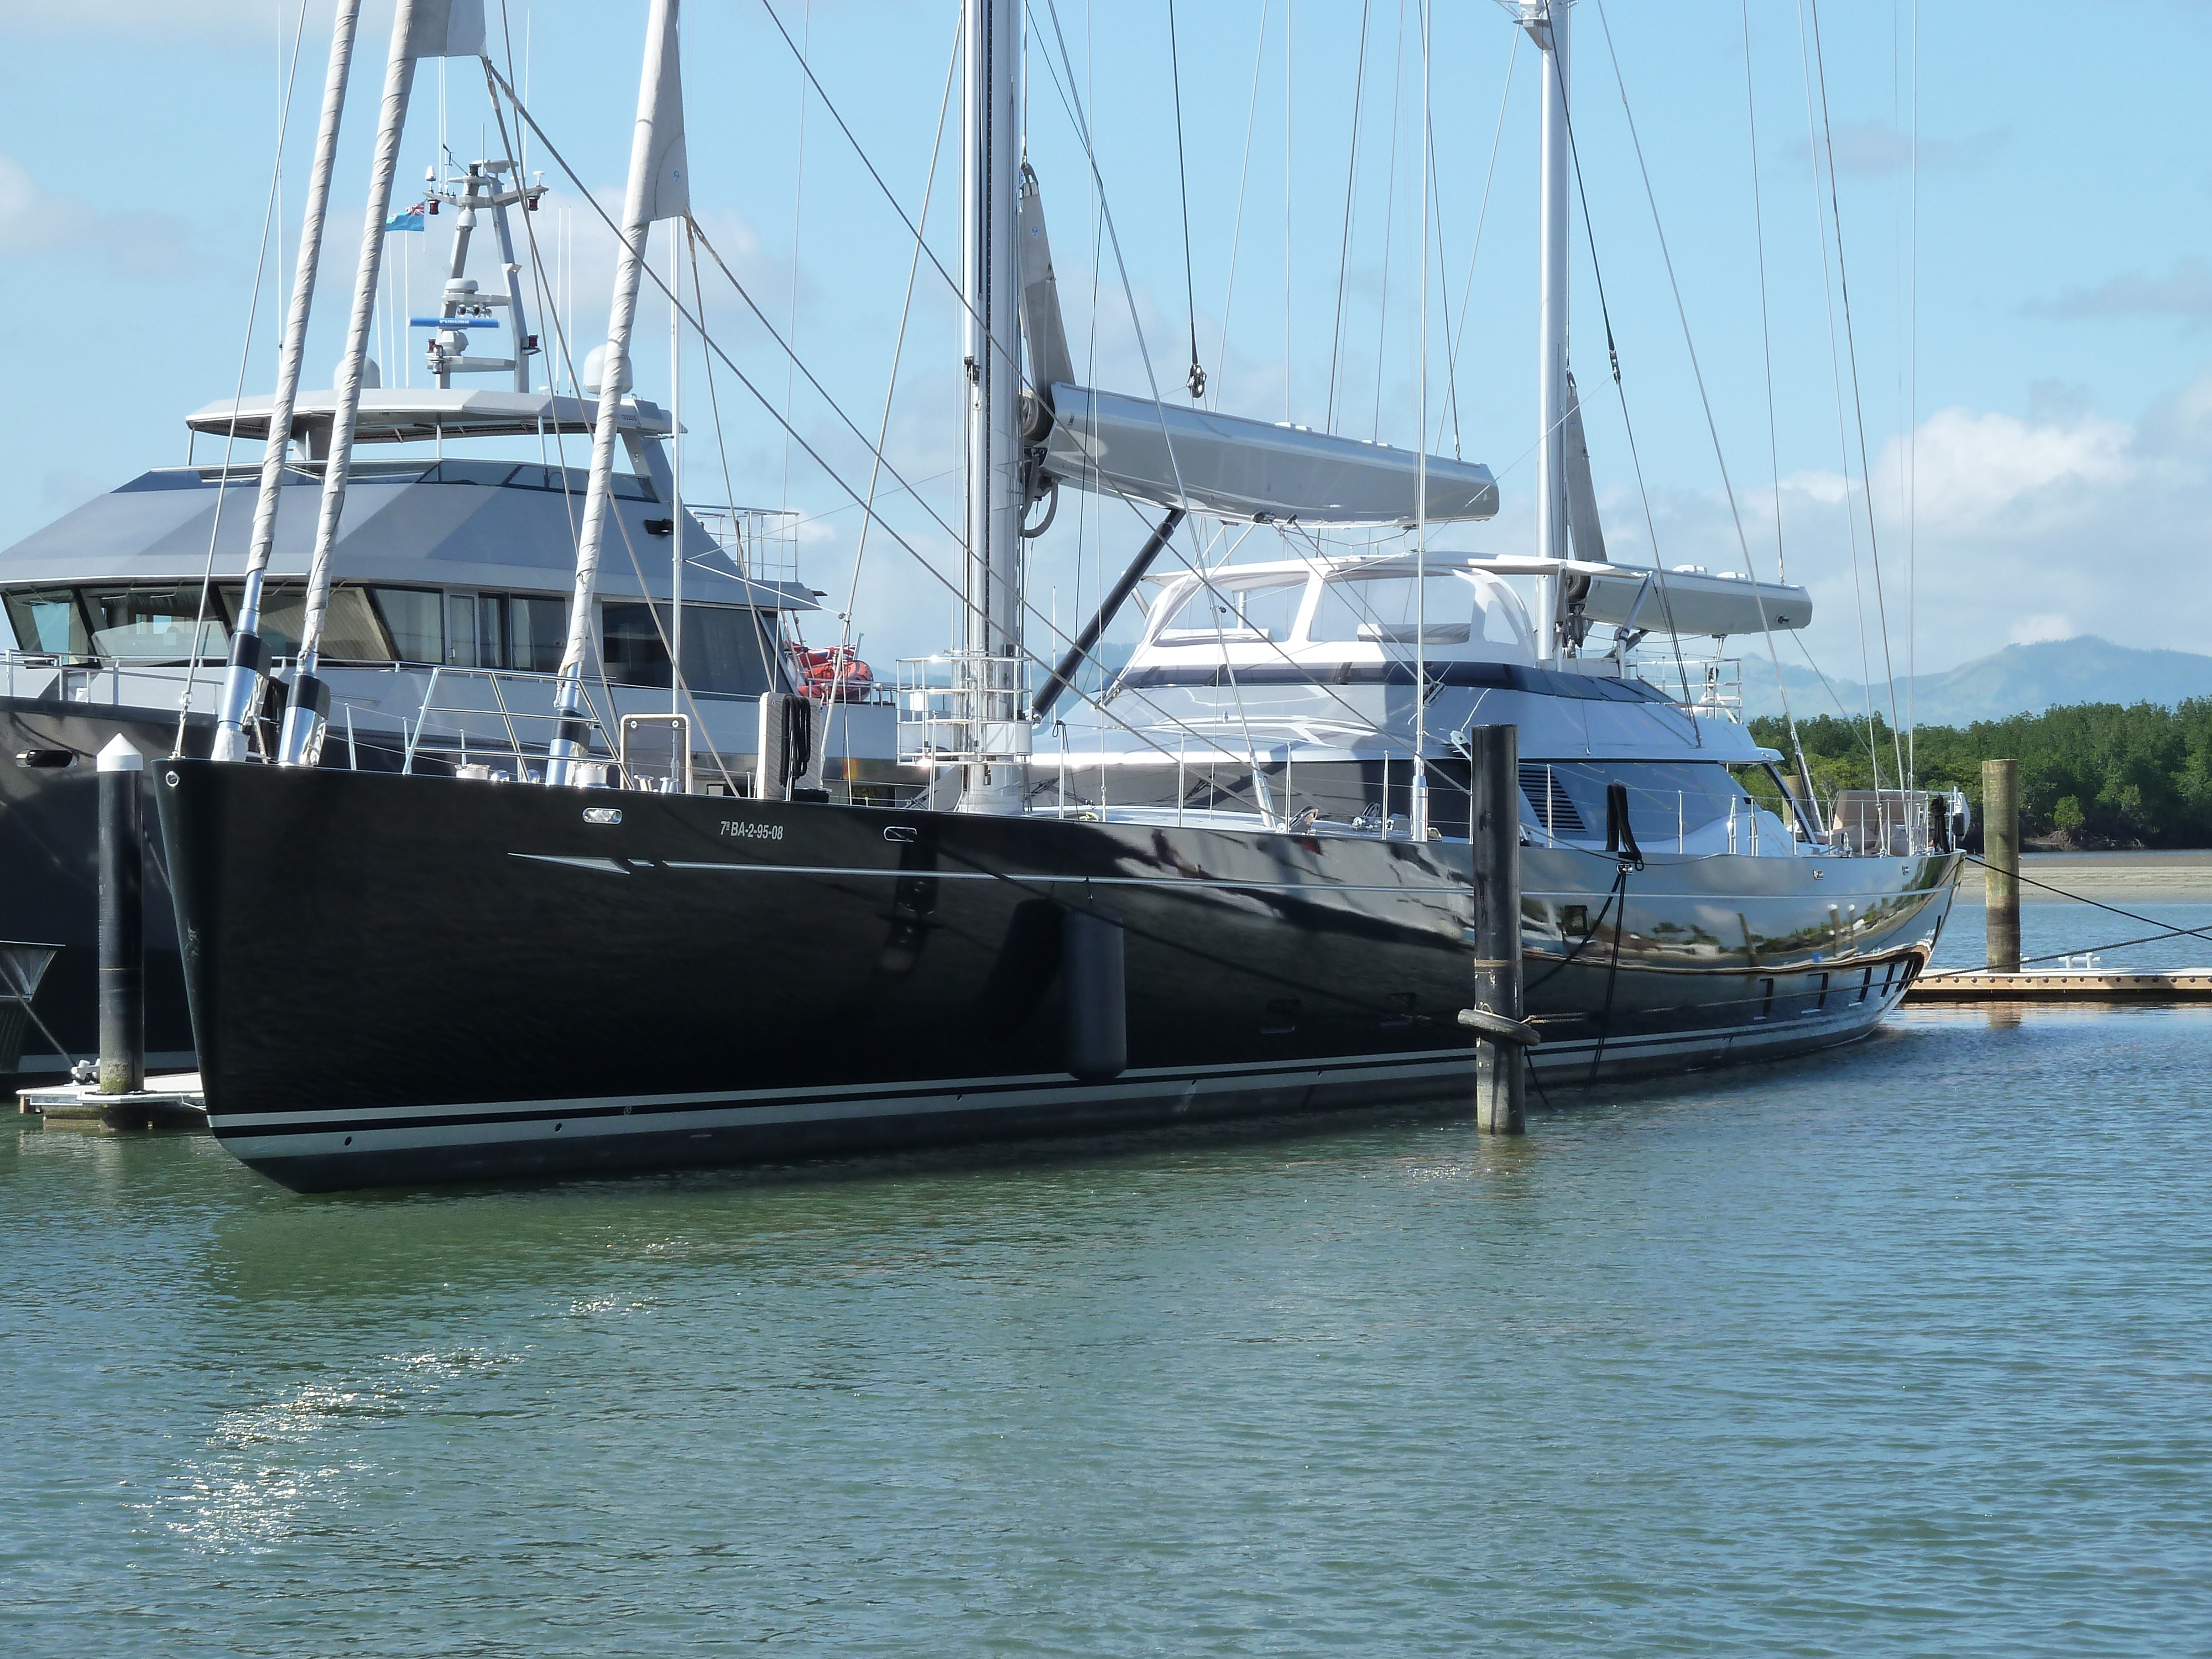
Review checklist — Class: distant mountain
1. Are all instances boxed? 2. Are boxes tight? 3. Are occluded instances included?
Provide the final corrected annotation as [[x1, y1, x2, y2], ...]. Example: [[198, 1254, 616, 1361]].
[[1738, 636, 2212, 727]]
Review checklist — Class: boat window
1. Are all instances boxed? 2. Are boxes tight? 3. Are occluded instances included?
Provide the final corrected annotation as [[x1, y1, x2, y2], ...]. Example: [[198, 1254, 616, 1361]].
[[369, 588, 444, 665], [80, 587, 228, 663], [1531, 761, 1754, 841], [418, 460, 518, 488], [476, 594, 508, 669], [602, 602, 782, 696], [509, 596, 567, 673], [220, 584, 390, 662], [1305, 574, 1506, 646], [4, 588, 91, 657], [1157, 577, 1307, 641], [490, 463, 654, 500]]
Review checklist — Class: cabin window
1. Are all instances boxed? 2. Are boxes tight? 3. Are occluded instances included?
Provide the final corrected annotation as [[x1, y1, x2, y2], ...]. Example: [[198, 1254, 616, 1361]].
[[369, 588, 444, 664], [218, 584, 389, 662], [1529, 761, 1752, 842], [79, 588, 228, 662], [510, 596, 567, 673], [1158, 577, 1306, 642], [4, 588, 91, 657], [601, 602, 782, 696]]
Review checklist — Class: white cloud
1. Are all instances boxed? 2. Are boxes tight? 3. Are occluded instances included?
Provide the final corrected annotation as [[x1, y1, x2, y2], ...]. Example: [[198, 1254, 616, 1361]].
[[2028, 257, 2212, 324], [0, 151, 199, 279], [1795, 120, 2008, 178], [1570, 370, 2212, 679], [2008, 613, 2075, 646], [1881, 405, 2133, 535]]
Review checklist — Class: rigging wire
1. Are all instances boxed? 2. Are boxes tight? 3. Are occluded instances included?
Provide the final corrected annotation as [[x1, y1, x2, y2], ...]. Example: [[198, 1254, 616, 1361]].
[[829, 12, 961, 707], [780, 0, 813, 511], [174, 0, 314, 757], [753, 0, 1023, 388], [1030, 1, 1465, 786], [1800, 0, 1906, 791], [1807, 0, 1907, 792], [1790, 2, 1882, 788], [1442, 28, 1518, 456], [483, 26, 732, 785], [1548, 14, 1697, 716], [1209, 0, 1273, 413], [1739, 0, 1818, 802], [1165, 0, 1206, 398], [486, 63, 1298, 809], [1369, 0, 1406, 443], [1905, 0, 1920, 788], [1597, 0, 1796, 733], [1323, 0, 1375, 430]]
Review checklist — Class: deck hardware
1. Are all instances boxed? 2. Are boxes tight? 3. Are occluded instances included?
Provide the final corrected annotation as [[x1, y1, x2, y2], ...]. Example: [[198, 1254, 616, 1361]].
[[582, 807, 622, 826]]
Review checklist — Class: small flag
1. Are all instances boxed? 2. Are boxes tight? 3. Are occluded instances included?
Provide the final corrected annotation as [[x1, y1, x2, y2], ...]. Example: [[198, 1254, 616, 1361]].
[[385, 204, 427, 232]]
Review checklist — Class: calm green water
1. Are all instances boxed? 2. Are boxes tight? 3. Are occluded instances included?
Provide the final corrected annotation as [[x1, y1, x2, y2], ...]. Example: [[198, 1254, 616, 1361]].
[[7, 1011, 2211, 1653]]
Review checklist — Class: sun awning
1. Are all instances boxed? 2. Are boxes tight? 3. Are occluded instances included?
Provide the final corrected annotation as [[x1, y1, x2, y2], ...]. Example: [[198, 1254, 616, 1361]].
[[1041, 383, 1499, 527]]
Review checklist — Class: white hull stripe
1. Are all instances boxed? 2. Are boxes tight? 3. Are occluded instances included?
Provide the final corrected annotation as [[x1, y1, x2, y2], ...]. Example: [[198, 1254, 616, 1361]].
[[208, 1003, 1888, 1143]]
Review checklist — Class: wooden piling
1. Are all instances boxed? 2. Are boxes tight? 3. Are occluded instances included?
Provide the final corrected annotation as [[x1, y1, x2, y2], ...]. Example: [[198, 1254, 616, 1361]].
[[1466, 724, 1526, 1134], [1983, 758, 2020, 974], [96, 737, 144, 1096]]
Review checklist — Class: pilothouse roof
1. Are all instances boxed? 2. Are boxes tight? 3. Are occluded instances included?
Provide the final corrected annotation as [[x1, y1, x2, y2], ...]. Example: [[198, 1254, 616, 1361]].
[[186, 388, 675, 446]]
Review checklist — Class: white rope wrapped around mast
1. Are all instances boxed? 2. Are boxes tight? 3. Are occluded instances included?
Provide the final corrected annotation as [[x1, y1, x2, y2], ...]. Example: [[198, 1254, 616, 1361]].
[[545, 0, 688, 787], [213, 0, 363, 763], [279, 0, 487, 767]]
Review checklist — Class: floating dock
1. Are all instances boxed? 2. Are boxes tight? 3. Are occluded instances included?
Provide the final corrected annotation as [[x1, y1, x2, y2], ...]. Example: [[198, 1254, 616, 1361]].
[[17, 1072, 208, 1129], [1907, 971, 2212, 1004]]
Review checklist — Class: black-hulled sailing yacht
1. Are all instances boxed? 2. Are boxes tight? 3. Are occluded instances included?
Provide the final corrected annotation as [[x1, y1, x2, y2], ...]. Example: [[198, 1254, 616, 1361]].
[[156, 0, 1960, 1191]]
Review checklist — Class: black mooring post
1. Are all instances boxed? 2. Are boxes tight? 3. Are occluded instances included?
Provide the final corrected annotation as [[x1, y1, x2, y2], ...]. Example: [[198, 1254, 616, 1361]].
[[96, 736, 144, 1096], [1467, 723, 1525, 1134]]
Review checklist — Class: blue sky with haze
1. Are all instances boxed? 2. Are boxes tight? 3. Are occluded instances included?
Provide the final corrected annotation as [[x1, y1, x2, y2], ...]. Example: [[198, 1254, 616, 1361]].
[[2, 0, 2208, 687]]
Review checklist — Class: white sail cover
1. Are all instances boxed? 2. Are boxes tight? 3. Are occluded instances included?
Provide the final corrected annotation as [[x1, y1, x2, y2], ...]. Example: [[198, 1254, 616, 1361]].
[[1574, 562, 1813, 637], [636, 0, 688, 222], [1042, 383, 1499, 526], [403, 0, 485, 58]]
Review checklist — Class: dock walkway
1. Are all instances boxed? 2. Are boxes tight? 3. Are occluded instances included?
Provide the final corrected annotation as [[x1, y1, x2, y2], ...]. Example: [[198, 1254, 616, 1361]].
[[1907, 972, 2212, 1004]]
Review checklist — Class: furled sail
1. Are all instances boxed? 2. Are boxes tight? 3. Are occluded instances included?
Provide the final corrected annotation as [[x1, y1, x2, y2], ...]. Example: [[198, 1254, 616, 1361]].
[[1572, 562, 1812, 637], [1040, 384, 1499, 527]]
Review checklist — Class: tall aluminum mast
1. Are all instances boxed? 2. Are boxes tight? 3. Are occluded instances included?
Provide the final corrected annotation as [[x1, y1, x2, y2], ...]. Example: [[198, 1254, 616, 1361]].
[[543, 0, 689, 787], [1522, 0, 1572, 662], [278, 0, 487, 766], [212, 0, 362, 764], [958, 0, 1026, 812]]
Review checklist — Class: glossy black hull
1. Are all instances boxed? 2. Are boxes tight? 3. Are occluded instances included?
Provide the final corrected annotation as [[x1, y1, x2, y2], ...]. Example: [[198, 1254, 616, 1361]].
[[0, 697, 204, 1078], [156, 760, 1959, 1191], [0, 694, 420, 1080]]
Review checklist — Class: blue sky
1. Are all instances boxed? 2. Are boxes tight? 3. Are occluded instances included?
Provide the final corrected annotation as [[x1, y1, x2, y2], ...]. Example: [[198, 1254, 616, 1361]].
[[2, 0, 2209, 691]]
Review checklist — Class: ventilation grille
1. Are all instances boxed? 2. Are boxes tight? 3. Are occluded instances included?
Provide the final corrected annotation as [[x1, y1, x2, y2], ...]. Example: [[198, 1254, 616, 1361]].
[[1519, 763, 1588, 836]]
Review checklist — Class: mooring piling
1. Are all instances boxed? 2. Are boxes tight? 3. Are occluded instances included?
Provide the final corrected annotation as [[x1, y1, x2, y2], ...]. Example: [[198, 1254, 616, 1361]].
[[96, 735, 144, 1097], [1465, 723, 1527, 1134], [1983, 757, 2021, 974]]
